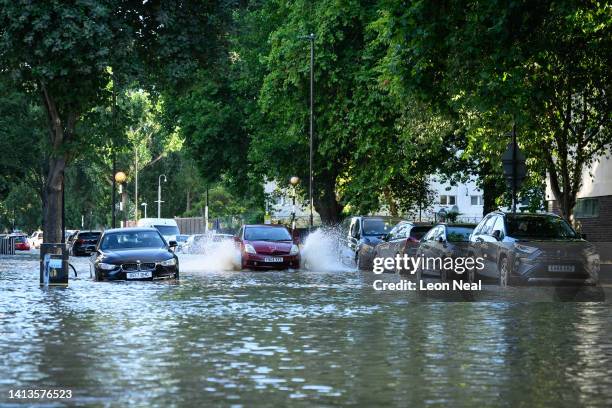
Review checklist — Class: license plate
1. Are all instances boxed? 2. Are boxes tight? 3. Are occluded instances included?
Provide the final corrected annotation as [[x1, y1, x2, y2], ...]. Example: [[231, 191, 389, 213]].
[[547, 265, 575, 272], [264, 257, 283, 263], [126, 271, 153, 279]]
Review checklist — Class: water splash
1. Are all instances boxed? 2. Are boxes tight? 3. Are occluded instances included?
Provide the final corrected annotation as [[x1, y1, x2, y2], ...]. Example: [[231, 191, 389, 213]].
[[300, 227, 355, 272], [178, 239, 241, 272]]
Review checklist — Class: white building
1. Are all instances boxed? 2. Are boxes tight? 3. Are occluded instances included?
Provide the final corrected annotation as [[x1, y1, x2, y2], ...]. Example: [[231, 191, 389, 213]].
[[423, 176, 484, 223], [546, 154, 612, 241], [264, 181, 320, 226]]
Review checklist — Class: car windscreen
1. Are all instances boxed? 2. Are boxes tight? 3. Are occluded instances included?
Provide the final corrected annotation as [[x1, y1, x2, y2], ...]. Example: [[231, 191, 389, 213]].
[[154, 225, 180, 236], [446, 227, 474, 242], [409, 226, 432, 240], [78, 232, 101, 240], [362, 219, 394, 236], [244, 227, 292, 241], [100, 230, 166, 250], [505, 215, 578, 239]]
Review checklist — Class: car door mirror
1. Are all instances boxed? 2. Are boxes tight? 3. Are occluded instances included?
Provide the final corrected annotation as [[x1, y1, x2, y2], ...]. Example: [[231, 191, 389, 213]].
[[169, 240, 178, 248], [492, 230, 502, 241], [437, 236, 445, 243], [580, 233, 587, 240]]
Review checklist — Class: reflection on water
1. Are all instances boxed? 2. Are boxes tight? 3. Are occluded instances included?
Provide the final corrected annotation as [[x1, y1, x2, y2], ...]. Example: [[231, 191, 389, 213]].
[[1, 252, 612, 407]]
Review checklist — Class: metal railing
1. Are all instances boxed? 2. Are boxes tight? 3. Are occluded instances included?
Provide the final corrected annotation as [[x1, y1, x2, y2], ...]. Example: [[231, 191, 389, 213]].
[[0, 236, 15, 255]]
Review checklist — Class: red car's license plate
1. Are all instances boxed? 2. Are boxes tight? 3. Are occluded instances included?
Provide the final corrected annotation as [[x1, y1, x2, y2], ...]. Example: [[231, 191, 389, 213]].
[[264, 257, 283, 263]]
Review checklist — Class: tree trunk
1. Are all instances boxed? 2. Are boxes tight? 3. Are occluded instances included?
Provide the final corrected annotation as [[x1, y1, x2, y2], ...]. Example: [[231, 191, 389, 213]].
[[43, 157, 65, 243], [186, 188, 191, 213], [40, 84, 75, 244], [313, 172, 343, 225]]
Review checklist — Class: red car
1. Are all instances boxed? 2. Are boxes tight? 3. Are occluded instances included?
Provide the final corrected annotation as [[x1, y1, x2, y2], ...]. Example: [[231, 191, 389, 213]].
[[235, 224, 300, 270], [12, 234, 31, 251]]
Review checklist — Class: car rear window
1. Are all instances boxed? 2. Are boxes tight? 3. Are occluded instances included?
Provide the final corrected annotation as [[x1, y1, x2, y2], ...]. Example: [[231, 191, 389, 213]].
[[409, 226, 432, 239], [79, 232, 101, 240], [446, 227, 474, 242]]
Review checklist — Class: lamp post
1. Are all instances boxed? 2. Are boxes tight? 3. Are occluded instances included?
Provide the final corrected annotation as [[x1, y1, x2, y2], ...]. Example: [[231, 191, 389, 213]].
[[156, 174, 167, 218], [114, 171, 127, 227], [141, 202, 147, 219], [289, 176, 300, 232], [299, 33, 315, 230]]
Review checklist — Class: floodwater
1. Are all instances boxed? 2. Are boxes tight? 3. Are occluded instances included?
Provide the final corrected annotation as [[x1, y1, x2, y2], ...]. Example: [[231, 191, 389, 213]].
[[1, 247, 612, 407]]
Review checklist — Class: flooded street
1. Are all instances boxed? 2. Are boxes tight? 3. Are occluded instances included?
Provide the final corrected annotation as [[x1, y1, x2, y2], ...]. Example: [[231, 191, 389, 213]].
[[2, 252, 612, 407]]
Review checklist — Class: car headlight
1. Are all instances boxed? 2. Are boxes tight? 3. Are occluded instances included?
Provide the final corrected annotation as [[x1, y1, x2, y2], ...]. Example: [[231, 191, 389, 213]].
[[98, 262, 117, 270], [160, 258, 176, 266], [244, 244, 257, 254], [289, 244, 299, 255], [515, 244, 538, 255]]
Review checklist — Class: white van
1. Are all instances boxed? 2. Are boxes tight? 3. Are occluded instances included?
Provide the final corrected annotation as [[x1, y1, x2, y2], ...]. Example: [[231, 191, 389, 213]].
[[136, 218, 180, 244]]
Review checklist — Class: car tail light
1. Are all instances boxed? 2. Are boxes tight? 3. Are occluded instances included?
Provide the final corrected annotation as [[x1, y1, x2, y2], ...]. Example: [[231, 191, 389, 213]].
[[77, 239, 84, 244]]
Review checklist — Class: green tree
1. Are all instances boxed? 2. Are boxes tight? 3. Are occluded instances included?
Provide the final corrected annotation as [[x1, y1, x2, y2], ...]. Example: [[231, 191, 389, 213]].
[[373, 0, 611, 220]]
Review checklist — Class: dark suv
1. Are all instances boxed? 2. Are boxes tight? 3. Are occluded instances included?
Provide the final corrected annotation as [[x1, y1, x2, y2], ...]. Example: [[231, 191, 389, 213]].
[[469, 212, 599, 286], [344, 216, 403, 270], [70, 230, 102, 256]]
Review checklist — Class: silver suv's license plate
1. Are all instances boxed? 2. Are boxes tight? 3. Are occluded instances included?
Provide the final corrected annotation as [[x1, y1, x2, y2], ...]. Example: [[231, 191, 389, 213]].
[[264, 257, 283, 263], [126, 271, 153, 279]]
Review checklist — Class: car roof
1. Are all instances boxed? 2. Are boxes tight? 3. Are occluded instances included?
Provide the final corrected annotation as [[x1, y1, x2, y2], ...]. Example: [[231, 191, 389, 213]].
[[103, 227, 160, 234], [244, 224, 288, 228], [492, 211, 560, 218]]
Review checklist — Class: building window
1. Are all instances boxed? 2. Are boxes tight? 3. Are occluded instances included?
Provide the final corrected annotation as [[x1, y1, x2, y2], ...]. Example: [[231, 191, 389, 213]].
[[470, 195, 483, 206], [574, 198, 600, 218], [440, 195, 456, 206]]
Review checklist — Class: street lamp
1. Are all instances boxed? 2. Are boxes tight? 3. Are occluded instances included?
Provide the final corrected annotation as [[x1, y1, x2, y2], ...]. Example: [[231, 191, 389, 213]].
[[299, 33, 315, 230], [114, 171, 127, 227], [289, 176, 300, 232], [156, 174, 167, 218], [141, 202, 147, 219]]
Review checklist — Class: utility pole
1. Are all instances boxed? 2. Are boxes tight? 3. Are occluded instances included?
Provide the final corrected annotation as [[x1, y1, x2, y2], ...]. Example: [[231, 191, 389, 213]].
[[111, 74, 117, 229], [511, 123, 517, 213], [157, 174, 166, 218], [299, 33, 315, 230], [205, 186, 209, 233]]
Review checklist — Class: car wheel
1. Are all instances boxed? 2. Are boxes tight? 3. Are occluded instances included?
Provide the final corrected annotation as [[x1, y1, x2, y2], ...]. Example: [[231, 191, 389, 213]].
[[440, 267, 449, 282], [499, 256, 510, 287], [415, 262, 423, 283], [465, 253, 477, 284], [394, 253, 402, 274]]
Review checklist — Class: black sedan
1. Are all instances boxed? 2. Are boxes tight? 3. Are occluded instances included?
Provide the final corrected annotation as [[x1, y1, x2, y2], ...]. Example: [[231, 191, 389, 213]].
[[90, 228, 179, 281]]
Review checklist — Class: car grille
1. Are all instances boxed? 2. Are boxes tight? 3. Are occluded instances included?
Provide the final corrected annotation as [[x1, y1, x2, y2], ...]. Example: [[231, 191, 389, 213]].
[[122, 262, 156, 271]]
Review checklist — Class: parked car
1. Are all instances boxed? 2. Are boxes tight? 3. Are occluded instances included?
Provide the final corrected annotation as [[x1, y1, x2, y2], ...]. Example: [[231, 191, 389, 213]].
[[175, 234, 189, 252], [12, 234, 31, 251], [344, 216, 403, 270], [415, 224, 476, 281], [373, 222, 433, 273], [235, 224, 300, 270], [29, 230, 43, 249], [91, 228, 179, 281], [469, 211, 599, 286], [137, 218, 180, 244], [70, 230, 102, 256]]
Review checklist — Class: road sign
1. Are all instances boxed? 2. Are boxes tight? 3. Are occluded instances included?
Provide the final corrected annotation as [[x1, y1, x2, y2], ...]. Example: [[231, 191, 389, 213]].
[[501, 141, 527, 189]]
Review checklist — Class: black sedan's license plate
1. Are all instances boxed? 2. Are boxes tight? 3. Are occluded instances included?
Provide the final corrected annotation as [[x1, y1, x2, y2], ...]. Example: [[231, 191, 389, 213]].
[[126, 271, 152, 279]]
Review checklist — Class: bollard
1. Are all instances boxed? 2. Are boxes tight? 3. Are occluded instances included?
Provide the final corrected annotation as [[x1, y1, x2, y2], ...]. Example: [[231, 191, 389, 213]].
[[40, 243, 69, 286]]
